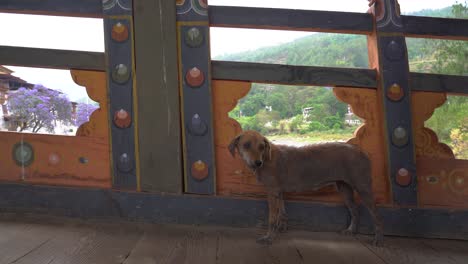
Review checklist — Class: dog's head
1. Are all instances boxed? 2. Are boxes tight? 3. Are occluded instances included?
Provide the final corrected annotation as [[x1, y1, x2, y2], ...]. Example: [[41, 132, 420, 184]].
[[228, 130, 272, 170]]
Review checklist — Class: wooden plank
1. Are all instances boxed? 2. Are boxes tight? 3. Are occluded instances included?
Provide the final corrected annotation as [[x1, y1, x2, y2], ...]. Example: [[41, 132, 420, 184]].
[[369, 0, 418, 206], [410, 72, 468, 94], [422, 239, 468, 263], [0, 132, 111, 188], [124, 224, 218, 264], [123, 224, 190, 264], [212, 60, 378, 88], [0, 221, 57, 264], [216, 227, 274, 264], [177, 2, 216, 194], [0, 0, 102, 18], [358, 235, 461, 264], [8, 221, 142, 264], [102, 3, 138, 190], [400, 16, 468, 41], [0, 183, 468, 241], [133, 0, 182, 193], [0, 46, 105, 71], [291, 231, 385, 264], [209, 6, 373, 34]]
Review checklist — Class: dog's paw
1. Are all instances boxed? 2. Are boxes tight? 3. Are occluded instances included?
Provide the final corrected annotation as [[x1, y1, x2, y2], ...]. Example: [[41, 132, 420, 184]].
[[256, 235, 273, 245], [340, 228, 355, 236], [276, 219, 288, 233], [372, 234, 384, 247]]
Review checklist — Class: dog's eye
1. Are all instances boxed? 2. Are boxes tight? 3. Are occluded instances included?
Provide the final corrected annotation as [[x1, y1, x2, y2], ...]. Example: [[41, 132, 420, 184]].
[[258, 144, 265, 151], [243, 142, 251, 149]]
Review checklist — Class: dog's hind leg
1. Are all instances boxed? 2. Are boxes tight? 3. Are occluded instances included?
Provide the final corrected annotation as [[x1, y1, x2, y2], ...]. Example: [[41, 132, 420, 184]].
[[336, 181, 359, 235], [356, 187, 384, 247]]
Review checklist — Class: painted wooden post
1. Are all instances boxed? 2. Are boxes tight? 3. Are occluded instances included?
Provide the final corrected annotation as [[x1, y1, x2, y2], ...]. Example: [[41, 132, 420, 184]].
[[102, 0, 139, 190], [133, 0, 182, 193], [176, 0, 216, 194], [368, 0, 417, 205]]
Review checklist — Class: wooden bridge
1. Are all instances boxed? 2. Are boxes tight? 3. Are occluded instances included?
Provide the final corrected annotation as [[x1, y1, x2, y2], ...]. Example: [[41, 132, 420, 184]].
[[0, 1, 467, 261]]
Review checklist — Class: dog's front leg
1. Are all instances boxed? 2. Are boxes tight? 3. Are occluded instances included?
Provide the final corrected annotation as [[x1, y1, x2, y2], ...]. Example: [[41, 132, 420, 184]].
[[257, 191, 282, 245], [277, 193, 288, 232]]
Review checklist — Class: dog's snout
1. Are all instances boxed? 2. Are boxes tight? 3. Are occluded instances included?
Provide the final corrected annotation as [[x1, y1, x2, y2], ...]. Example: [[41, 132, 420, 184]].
[[255, 160, 263, 167]]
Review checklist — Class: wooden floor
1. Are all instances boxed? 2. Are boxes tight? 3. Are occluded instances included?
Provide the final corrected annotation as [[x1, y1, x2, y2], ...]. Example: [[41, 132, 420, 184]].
[[0, 213, 467, 264]]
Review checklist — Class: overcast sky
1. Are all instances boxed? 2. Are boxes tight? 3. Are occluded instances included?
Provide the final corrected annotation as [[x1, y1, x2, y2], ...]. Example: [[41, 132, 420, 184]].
[[0, 0, 458, 101]]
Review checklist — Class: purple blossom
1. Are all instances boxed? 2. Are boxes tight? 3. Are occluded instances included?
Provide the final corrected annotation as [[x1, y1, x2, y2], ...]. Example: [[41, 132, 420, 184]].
[[75, 103, 99, 127], [7, 84, 73, 133]]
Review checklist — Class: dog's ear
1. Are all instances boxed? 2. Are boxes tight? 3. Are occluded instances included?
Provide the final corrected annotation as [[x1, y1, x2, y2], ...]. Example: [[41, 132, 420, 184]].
[[228, 135, 241, 157], [264, 138, 272, 161]]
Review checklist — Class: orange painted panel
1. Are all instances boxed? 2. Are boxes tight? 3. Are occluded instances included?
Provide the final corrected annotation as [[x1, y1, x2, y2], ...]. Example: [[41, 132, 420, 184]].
[[0, 132, 111, 188], [417, 158, 468, 208]]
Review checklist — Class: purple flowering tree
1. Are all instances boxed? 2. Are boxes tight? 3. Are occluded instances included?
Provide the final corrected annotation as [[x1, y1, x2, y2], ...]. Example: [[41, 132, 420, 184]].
[[8, 85, 73, 133], [75, 103, 99, 127]]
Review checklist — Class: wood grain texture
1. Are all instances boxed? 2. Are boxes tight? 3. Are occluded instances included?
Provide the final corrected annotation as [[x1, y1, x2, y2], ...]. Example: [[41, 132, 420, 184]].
[[400, 15, 468, 41], [410, 72, 468, 95], [334, 87, 391, 205], [0, 46, 105, 71], [0, 132, 111, 188], [133, 0, 182, 193], [0, 0, 102, 17], [411, 91, 454, 159], [71, 70, 110, 139], [209, 6, 373, 34], [417, 158, 468, 208], [0, 183, 468, 240], [3, 214, 468, 264], [212, 60, 378, 88]]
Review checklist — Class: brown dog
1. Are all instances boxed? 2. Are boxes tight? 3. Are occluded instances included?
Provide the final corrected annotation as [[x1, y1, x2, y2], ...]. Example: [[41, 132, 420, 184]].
[[229, 130, 384, 246]]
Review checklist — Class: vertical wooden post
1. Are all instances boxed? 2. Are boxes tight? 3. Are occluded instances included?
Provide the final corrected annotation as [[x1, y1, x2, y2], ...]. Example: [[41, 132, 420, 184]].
[[176, 0, 216, 194], [102, 0, 139, 190], [367, 0, 417, 205], [133, 0, 182, 193]]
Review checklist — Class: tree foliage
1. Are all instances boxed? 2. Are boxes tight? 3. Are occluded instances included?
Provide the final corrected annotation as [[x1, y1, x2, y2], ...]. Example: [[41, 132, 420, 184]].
[[8, 85, 72, 133], [75, 103, 99, 127]]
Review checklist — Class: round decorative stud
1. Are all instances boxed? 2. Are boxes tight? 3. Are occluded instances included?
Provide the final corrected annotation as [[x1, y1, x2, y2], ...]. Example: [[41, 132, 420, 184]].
[[117, 153, 134, 172], [48, 152, 61, 166], [102, 0, 116, 10], [385, 40, 404, 61], [426, 175, 439, 184], [185, 27, 204, 48], [79, 157, 88, 164], [111, 22, 129, 42], [188, 114, 208, 136], [396, 168, 411, 186], [185, 67, 205, 88], [387, 83, 404, 101], [12, 142, 34, 167], [192, 0, 208, 15], [391, 126, 409, 147], [176, 0, 186, 5], [111, 64, 130, 84], [191, 160, 209, 181], [113, 109, 132, 128]]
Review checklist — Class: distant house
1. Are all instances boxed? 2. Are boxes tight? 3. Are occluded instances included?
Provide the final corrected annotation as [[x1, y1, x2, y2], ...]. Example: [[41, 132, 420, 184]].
[[302, 107, 313, 120], [0, 66, 34, 130], [344, 105, 362, 126]]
